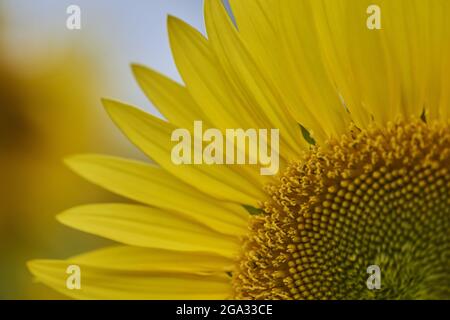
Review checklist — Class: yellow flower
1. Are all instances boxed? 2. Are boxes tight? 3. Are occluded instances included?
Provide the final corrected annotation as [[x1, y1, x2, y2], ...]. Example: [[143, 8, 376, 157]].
[[28, 0, 449, 299]]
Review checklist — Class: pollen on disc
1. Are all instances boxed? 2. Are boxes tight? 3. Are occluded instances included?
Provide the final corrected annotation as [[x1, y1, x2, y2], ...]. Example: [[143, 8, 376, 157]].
[[232, 120, 450, 300]]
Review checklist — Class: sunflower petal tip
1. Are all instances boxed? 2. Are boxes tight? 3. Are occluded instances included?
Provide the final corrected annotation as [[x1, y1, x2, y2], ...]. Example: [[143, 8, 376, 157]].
[[100, 98, 117, 118], [63, 154, 82, 165], [63, 157, 83, 176], [56, 205, 89, 229], [167, 14, 192, 36], [100, 97, 115, 110], [130, 63, 145, 75], [167, 14, 180, 26], [130, 64, 154, 86], [63, 154, 95, 171], [56, 211, 75, 229], [26, 260, 37, 272], [26, 259, 47, 277], [101, 98, 131, 122]]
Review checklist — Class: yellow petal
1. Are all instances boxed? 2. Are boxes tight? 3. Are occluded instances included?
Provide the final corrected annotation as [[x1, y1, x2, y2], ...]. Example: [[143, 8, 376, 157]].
[[300, 0, 384, 128], [131, 64, 206, 129], [227, 0, 281, 84], [229, 0, 346, 144], [103, 99, 264, 206], [422, 0, 450, 121], [58, 204, 239, 258], [131, 64, 272, 188], [228, 0, 278, 64], [65, 154, 248, 236], [203, 0, 306, 156], [28, 259, 231, 299], [168, 14, 293, 164], [308, 0, 445, 125], [249, 0, 352, 142], [71, 245, 234, 273], [167, 15, 260, 133]]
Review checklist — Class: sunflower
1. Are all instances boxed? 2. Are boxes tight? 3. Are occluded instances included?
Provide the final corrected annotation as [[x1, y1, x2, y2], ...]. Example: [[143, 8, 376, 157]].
[[28, 0, 449, 300]]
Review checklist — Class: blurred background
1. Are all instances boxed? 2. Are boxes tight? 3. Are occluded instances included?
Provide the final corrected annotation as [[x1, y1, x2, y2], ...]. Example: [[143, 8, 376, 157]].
[[0, 0, 206, 299]]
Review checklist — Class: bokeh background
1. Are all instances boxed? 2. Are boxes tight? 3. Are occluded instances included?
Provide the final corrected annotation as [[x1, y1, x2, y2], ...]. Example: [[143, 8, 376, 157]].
[[0, 0, 212, 299]]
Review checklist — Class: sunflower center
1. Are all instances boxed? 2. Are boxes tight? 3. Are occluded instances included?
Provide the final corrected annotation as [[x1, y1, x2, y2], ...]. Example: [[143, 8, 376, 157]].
[[232, 120, 450, 299]]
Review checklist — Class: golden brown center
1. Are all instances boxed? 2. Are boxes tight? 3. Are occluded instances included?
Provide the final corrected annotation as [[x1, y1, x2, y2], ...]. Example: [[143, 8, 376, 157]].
[[232, 120, 450, 300]]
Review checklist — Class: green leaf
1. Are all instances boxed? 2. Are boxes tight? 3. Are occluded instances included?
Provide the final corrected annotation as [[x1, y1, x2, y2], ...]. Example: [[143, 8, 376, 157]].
[[299, 124, 316, 145], [243, 205, 264, 215]]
